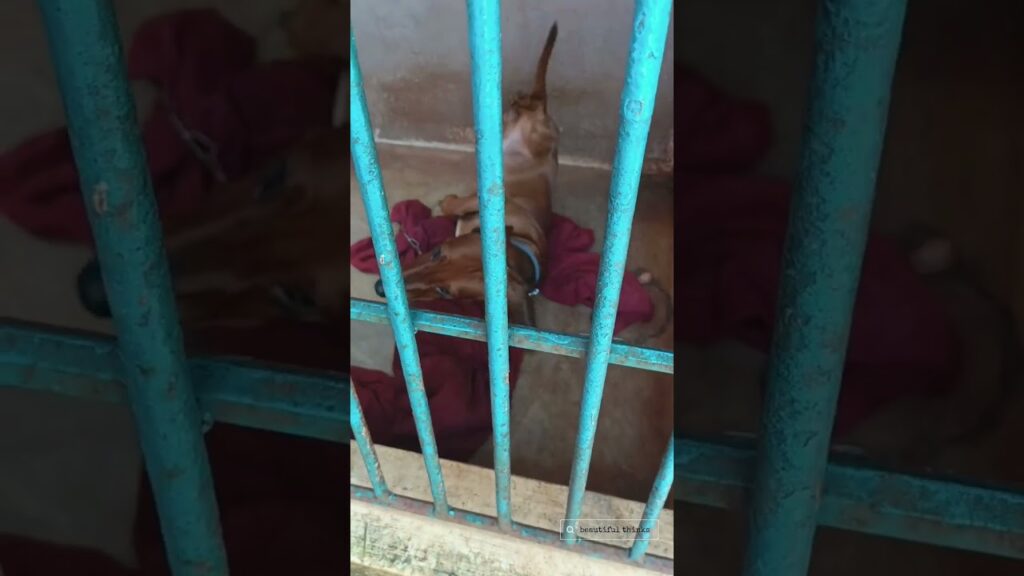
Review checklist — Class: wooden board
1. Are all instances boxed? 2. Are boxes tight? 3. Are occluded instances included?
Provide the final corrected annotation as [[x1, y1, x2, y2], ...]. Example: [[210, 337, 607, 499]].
[[351, 443, 674, 561]]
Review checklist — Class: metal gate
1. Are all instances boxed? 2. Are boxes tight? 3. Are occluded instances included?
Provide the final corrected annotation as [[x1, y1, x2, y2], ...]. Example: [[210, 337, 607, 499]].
[[349, 0, 674, 573], [2, 0, 1023, 575]]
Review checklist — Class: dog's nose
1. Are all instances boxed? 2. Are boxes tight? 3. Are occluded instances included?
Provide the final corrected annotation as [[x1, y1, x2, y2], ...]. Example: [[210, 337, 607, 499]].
[[374, 278, 386, 298], [77, 257, 112, 318]]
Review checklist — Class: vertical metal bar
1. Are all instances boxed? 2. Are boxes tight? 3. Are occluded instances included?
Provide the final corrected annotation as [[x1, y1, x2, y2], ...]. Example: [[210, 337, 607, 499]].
[[465, 0, 513, 531], [628, 436, 674, 561], [742, 1, 908, 574], [563, 0, 673, 545], [350, 28, 450, 517], [350, 386, 390, 499], [36, 2, 229, 574]]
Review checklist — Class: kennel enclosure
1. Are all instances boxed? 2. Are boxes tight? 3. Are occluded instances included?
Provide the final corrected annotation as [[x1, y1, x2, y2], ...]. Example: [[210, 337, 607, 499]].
[[0, 0, 1023, 575]]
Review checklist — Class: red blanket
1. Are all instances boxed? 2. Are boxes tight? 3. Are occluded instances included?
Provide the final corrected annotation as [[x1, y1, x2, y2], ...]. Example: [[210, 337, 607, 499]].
[[0, 9, 340, 244]]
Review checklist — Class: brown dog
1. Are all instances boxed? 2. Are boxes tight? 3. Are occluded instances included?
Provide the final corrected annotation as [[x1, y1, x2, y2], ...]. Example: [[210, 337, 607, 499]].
[[77, 127, 349, 330], [376, 23, 559, 315]]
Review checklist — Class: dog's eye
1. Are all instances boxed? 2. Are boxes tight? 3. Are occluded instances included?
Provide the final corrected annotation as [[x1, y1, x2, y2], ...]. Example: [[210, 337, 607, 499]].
[[431, 247, 443, 262], [436, 286, 451, 299]]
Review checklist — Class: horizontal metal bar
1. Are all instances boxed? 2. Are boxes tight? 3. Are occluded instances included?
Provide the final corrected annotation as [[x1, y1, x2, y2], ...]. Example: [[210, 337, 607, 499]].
[[351, 298, 673, 374], [466, 0, 513, 532], [351, 486, 674, 574], [350, 27, 450, 517], [678, 438, 1024, 560], [0, 319, 346, 443], [10, 320, 1023, 559]]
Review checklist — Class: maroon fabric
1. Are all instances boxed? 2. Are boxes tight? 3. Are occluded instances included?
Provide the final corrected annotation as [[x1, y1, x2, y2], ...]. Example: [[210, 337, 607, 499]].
[[351, 299, 526, 462], [349, 200, 655, 333], [0, 9, 340, 244], [674, 70, 959, 435], [539, 212, 654, 330]]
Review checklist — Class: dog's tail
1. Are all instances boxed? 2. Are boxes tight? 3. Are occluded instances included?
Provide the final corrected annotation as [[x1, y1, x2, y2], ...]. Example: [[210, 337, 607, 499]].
[[532, 22, 559, 110]]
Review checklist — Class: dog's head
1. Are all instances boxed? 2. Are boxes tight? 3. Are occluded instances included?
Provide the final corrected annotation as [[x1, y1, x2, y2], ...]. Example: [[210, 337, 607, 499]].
[[77, 127, 348, 328]]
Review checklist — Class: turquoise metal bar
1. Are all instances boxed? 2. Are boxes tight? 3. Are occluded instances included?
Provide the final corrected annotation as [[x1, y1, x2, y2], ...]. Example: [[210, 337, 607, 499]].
[[628, 436, 674, 561], [8, 318, 1024, 559], [36, 3, 229, 574], [350, 28, 450, 517], [679, 438, 1024, 560], [351, 386, 389, 499], [465, 0, 513, 530], [0, 320, 347, 442], [351, 298, 673, 374], [741, 1, 909, 573], [563, 0, 673, 545]]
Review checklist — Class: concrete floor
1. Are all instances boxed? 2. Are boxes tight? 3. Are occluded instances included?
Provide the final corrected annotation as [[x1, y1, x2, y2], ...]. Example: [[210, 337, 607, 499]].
[[350, 143, 676, 504]]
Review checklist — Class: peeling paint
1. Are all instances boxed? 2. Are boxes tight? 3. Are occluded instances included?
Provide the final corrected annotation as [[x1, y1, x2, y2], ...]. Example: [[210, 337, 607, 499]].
[[37, 2, 228, 573]]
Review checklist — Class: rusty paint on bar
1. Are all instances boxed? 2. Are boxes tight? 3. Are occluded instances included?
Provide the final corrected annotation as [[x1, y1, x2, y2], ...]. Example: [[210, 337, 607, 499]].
[[466, 0, 513, 531], [36, 2, 228, 573], [741, 1, 909, 574], [564, 0, 673, 545], [351, 298, 673, 374], [350, 27, 451, 517]]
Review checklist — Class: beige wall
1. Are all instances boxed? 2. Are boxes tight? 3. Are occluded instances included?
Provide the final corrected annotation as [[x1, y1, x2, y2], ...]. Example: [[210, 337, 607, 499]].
[[350, 0, 675, 169]]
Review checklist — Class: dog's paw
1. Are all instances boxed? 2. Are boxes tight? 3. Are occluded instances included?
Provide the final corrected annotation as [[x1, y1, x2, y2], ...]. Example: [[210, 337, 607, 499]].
[[438, 194, 459, 215], [634, 268, 654, 285]]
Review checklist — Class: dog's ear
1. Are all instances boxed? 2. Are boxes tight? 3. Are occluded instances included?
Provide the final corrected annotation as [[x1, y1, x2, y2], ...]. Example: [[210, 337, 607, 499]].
[[506, 226, 514, 236]]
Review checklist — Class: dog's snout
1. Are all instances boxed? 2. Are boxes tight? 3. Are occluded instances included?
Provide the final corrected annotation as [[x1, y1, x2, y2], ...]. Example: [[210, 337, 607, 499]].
[[77, 258, 112, 318], [374, 278, 386, 298]]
